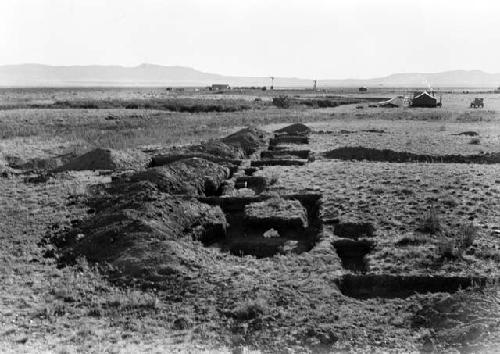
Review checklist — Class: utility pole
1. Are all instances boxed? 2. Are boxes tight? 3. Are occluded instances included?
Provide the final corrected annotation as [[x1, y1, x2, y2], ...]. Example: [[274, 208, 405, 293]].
[[313, 80, 317, 91]]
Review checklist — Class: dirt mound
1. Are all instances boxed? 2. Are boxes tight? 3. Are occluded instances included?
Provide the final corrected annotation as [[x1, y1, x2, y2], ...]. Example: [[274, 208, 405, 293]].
[[222, 127, 268, 156], [150, 152, 241, 174], [124, 158, 229, 196], [56, 148, 148, 171], [274, 123, 311, 136], [411, 288, 500, 350], [324, 146, 500, 164], [244, 197, 309, 230], [53, 180, 227, 287], [181, 140, 246, 159]]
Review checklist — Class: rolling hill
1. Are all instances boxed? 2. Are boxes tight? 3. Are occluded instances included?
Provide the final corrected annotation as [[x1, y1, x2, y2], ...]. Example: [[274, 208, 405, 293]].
[[1, 64, 499, 88]]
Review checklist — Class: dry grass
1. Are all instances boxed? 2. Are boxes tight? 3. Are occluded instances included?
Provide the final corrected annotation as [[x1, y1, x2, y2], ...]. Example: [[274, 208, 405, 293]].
[[1, 88, 499, 352]]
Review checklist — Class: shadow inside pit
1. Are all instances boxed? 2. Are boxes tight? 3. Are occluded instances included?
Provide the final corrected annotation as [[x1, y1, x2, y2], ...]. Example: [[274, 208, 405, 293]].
[[332, 239, 374, 273], [324, 146, 500, 164], [336, 274, 490, 299], [199, 194, 323, 258]]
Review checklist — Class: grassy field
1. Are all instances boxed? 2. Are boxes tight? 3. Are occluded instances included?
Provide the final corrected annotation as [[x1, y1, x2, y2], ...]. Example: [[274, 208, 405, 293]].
[[0, 87, 499, 352]]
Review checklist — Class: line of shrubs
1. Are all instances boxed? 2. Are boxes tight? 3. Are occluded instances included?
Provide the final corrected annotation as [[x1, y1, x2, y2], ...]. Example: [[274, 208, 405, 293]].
[[272, 95, 363, 109], [0, 99, 252, 113]]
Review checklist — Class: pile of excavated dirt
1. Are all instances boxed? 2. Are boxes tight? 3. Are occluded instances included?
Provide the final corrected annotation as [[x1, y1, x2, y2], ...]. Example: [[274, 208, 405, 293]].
[[177, 139, 246, 160], [124, 158, 230, 196], [274, 123, 311, 136], [150, 152, 241, 174], [54, 180, 227, 287], [244, 197, 309, 229], [150, 140, 245, 167], [221, 127, 268, 156], [55, 148, 149, 172], [411, 288, 500, 351]]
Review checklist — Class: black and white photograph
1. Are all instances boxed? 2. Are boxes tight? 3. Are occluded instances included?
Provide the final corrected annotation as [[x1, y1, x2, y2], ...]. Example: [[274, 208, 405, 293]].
[[0, 0, 499, 352]]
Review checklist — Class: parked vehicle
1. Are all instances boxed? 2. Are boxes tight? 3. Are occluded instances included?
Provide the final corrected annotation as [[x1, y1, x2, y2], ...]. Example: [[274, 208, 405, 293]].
[[470, 98, 484, 108]]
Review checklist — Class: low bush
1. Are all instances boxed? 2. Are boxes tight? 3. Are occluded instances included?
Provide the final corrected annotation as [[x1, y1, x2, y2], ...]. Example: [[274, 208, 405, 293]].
[[272, 96, 291, 109]]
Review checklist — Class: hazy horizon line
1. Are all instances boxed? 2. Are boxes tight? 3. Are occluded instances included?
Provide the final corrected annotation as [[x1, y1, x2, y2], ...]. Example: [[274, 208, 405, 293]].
[[1, 63, 497, 82]]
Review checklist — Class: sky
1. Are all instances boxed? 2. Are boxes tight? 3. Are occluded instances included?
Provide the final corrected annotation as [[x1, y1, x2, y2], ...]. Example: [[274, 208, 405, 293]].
[[1, 0, 500, 79]]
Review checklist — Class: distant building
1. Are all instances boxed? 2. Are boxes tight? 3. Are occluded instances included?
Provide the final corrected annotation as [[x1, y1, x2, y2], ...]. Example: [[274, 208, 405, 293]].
[[359, 87, 368, 92], [211, 84, 230, 91], [411, 91, 439, 107]]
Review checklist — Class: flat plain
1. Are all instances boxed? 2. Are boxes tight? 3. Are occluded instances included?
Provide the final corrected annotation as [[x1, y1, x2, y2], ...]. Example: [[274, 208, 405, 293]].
[[0, 87, 499, 353]]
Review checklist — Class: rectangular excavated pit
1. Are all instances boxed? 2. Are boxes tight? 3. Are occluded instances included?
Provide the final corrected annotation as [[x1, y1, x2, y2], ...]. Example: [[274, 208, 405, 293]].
[[323, 147, 500, 164], [332, 239, 374, 273], [336, 274, 491, 299], [269, 136, 309, 146], [234, 176, 267, 195], [334, 222, 375, 239], [261, 150, 311, 160], [199, 194, 322, 258]]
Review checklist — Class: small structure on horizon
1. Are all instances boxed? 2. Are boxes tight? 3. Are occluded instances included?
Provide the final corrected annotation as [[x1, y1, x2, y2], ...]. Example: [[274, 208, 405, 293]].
[[359, 87, 368, 92], [411, 91, 440, 107], [211, 84, 230, 91]]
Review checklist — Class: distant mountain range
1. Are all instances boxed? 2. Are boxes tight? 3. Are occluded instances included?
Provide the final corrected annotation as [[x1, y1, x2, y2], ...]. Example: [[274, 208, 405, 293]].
[[1, 64, 500, 88]]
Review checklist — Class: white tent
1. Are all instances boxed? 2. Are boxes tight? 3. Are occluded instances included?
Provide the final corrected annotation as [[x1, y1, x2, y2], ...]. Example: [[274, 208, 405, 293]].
[[378, 96, 408, 107]]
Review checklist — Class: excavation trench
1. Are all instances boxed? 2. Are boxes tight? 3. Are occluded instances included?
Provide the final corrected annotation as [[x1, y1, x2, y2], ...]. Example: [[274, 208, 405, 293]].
[[324, 147, 500, 164], [332, 239, 374, 273], [334, 222, 375, 239], [199, 194, 322, 258], [270, 135, 310, 146], [336, 274, 490, 299], [261, 150, 311, 160], [234, 176, 267, 195]]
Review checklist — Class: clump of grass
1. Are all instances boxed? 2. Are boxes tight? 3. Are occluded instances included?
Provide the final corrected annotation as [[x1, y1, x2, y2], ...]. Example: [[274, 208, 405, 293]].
[[43, 257, 159, 320], [436, 238, 458, 259], [469, 137, 480, 145], [457, 222, 478, 249], [397, 235, 432, 246], [436, 222, 478, 259], [268, 171, 280, 185], [418, 207, 442, 234], [232, 297, 268, 320]]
